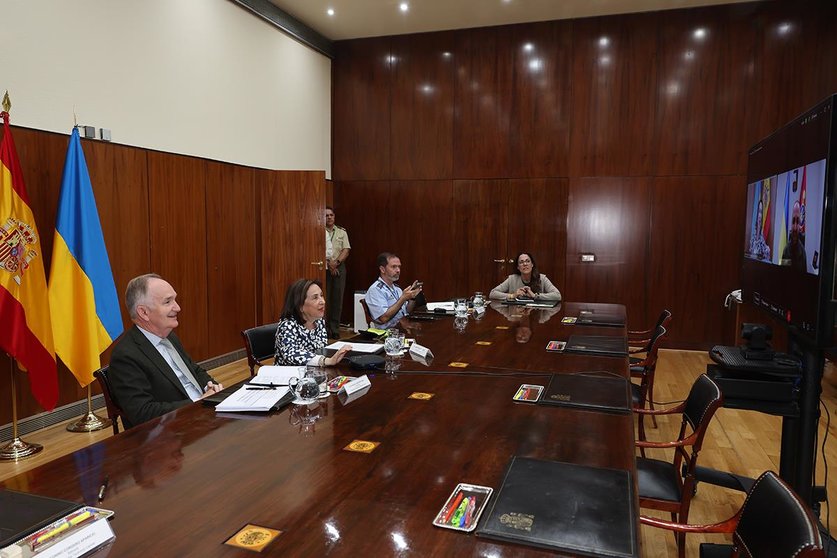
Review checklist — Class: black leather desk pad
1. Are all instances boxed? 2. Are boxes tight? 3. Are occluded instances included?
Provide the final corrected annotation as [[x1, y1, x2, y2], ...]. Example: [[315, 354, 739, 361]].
[[565, 335, 628, 357], [0, 489, 81, 547], [477, 457, 637, 557], [539, 373, 631, 414], [577, 311, 625, 327]]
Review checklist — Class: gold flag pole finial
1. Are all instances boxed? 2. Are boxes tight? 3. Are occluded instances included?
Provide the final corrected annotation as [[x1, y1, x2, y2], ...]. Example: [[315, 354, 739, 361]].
[[2, 91, 10, 113]]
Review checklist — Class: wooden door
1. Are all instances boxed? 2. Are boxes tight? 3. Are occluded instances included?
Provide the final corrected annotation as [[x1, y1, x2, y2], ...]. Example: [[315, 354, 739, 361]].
[[453, 180, 510, 296], [259, 170, 326, 323]]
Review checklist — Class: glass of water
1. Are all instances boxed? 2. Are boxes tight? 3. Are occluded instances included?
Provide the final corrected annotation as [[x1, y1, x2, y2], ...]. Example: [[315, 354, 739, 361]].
[[384, 332, 405, 357], [454, 298, 468, 317], [473, 292, 485, 309], [306, 367, 328, 397]]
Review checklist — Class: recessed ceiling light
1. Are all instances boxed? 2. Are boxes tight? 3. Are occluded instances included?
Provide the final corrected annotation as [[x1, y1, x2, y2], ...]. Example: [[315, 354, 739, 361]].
[[399, 2, 409, 12], [327, 8, 335, 16]]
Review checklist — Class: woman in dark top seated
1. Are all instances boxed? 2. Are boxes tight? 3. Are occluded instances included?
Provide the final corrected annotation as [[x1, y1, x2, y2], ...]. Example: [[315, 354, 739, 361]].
[[274, 279, 352, 366], [489, 252, 562, 301]]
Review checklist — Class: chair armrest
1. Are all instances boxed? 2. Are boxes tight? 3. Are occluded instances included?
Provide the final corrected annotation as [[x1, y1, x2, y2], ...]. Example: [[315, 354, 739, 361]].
[[640, 514, 738, 534], [628, 328, 653, 338], [633, 401, 685, 416], [636, 431, 698, 449]]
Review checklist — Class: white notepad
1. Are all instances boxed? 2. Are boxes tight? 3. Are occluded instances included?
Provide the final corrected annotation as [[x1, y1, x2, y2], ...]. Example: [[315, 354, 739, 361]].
[[325, 341, 383, 354]]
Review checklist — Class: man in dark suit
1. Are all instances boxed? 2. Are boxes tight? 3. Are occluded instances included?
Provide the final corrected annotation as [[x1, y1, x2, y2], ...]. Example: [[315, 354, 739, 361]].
[[108, 274, 223, 429]]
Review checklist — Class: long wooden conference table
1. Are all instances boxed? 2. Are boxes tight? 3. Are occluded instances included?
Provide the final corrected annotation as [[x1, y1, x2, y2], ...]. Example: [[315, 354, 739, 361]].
[[3, 302, 636, 557]]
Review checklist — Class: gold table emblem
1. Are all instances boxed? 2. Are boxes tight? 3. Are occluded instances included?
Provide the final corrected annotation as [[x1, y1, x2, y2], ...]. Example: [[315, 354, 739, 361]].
[[408, 392, 434, 400], [344, 439, 380, 453]]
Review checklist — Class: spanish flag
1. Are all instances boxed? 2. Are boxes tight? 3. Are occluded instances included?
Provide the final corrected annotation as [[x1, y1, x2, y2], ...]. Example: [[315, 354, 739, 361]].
[[48, 128, 122, 388], [0, 110, 58, 411]]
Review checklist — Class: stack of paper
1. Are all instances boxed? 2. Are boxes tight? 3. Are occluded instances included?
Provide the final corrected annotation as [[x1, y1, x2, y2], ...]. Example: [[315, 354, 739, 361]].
[[215, 385, 290, 412], [250, 366, 303, 385], [325, 341, 383, 354]]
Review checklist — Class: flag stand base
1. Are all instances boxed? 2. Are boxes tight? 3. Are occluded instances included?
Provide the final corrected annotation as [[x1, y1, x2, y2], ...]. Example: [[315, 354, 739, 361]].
[[0, 437, 43, 460], [66, 411, 111, 432]]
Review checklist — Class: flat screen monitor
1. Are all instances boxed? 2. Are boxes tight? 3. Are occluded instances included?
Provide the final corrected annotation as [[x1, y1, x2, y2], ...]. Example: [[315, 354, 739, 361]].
[[741, 94, 836, 347]]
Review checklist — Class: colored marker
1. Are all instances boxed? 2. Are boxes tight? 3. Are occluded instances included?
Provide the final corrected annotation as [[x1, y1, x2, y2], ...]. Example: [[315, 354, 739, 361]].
[[464, 496, 477, 527], [450, 497, 469, 526], [443, 491, 464, 524]]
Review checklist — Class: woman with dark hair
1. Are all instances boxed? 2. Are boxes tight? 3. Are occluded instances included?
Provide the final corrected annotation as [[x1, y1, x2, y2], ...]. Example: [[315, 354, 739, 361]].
[[489, 252, 562, 301], [274, 279, 352, 366]]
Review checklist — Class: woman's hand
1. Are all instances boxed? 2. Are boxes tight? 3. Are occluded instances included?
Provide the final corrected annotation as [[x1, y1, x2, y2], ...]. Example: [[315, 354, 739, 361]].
[[326, 344, 352, 366]]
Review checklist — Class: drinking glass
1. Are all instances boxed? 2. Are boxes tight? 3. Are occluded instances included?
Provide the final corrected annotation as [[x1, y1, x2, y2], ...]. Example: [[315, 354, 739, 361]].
[[289, 368, 319, 405], [473, 292, 485, 309], [306, 367, 328, 397], [385, 332, 405, 357], [454, 298, 468, 317]]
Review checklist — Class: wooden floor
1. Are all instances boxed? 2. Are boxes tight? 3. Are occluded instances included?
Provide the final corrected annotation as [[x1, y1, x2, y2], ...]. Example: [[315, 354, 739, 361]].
[[1, 349, 835, 557]]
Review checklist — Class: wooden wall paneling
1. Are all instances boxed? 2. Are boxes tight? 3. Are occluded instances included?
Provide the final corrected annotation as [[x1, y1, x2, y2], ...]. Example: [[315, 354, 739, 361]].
[[332, 181, 391, 320], [505, 178, 569, 296], [453, 27, 514, 179], [508, 21, 573, 177], [388, 180, 457, 300], [258, 171, 325, 324], [647, 176, 746, 349], [569, 13, 659, 177], [565, 177, 651, 330], [390, 32, 455, 180], [654, 6, 756, 176], [147, 151, 209, 360], [332, 37, 393, 181], [748, 0, 837, 145], [82, 139, 151, 401], [453, 180, 510, 295], [88, 142, 151, 339], [205, 161, 257, 353]]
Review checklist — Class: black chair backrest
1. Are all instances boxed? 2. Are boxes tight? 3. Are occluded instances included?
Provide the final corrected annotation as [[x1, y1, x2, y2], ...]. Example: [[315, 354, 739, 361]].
[[241, 322, 279, 375], [656, 309, 673, 331], [94, 366, 123, 435], [735, 471, 823, 557], [683, 373, 723, 433]]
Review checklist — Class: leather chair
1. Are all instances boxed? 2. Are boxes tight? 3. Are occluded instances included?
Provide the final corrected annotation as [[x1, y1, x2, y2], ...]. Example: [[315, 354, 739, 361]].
[[94, 366, 125, 435], [641, 470, 824, 558], [632, 324, 667, 442], [629, 309, 672, 362], [359, 298, 374, 329], [241, 322, 279, 377], [636, 373, 724, 558]]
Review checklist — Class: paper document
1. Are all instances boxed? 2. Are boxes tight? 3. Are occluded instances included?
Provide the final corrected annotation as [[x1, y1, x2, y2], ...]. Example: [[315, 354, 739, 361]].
[[215, 385, 289, 412], [250, 366, 303, 385], [326, 341, 383, 354], [426, 302, 455, 311]]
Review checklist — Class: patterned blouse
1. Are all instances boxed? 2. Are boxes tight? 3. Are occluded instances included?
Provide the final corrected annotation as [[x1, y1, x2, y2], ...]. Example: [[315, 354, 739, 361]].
[[274, 318, 327, 366]]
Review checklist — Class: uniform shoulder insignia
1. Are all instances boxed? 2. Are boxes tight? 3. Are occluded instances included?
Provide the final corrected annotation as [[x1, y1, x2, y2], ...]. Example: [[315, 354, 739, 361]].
[[337, 225, 348, 232]]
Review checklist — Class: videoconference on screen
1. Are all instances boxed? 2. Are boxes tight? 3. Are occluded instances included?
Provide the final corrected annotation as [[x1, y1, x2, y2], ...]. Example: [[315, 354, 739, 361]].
[[744, 158, 826, 276]]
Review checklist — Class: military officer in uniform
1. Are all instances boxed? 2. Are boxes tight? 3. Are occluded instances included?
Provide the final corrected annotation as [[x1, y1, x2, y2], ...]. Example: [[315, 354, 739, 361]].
[[325, 206, 351, 339]]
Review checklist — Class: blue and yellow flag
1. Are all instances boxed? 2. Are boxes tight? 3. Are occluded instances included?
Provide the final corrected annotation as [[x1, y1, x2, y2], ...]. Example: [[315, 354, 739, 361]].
[[48, 128, 122, 387]]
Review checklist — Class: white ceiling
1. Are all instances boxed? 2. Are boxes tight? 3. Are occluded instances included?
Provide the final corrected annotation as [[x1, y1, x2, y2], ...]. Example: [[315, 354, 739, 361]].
[[269, 0, 755, 41]]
